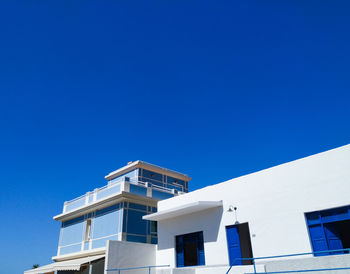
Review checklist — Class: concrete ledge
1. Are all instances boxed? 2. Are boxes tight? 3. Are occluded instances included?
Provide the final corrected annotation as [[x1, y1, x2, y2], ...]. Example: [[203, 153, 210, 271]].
[[105, 240, 156, 274], [156, 264, 265, 274], [265, 253, 350, 274], [52, 247, 105, 262]]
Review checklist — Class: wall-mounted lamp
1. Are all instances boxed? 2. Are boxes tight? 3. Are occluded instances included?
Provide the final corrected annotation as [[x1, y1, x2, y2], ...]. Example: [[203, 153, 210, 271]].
[[228, 205, 237, 212], [228, 205, 239, 224]]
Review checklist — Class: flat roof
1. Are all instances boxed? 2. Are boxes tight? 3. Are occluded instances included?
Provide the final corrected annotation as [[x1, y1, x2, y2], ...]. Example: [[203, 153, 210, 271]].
[[54, 192, 158, 222], [105, 160, 191, 181], [143, 201, 223, 221]]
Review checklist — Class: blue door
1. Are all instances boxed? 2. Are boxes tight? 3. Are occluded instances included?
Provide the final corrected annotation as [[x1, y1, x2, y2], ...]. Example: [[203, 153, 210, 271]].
[[308, 224, 329, 256], [176, 235, 185, 267], [176, 232, 205, 267], [197, 232, 205, 266], [324, 223, 343, 254], [226, 225, 242, 265]]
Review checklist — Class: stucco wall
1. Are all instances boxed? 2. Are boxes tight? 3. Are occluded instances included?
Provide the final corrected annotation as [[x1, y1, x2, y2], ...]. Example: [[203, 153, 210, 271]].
[[264, 253, 350, 274], [105, 240, 156, 274], [156, 145, 350, 268]]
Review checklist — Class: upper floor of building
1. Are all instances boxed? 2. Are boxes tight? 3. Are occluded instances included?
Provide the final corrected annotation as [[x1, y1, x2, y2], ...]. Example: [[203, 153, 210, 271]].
[[55, 161, 191, 219], [53, 161, 191, 260]]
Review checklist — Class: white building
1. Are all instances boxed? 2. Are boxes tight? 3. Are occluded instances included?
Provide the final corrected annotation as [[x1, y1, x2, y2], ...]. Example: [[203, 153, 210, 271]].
[[144, 144, 350, 273], [24, 144, 350, 274]]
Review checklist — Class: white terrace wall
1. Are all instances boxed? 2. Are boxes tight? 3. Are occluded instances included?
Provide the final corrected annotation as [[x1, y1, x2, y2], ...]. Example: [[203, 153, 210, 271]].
[[156, 144, 350, 268], [105, 240, 156, 274]]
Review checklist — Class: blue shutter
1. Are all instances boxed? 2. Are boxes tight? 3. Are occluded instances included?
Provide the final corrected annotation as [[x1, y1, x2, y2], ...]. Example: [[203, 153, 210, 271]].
[[226, 226, 242, 265], [324, 223, 343, 254], [176, 236, 184, 267], [306, 206, 350, 257], [197, 232, 205, 266], [308, 224, 329, 256]]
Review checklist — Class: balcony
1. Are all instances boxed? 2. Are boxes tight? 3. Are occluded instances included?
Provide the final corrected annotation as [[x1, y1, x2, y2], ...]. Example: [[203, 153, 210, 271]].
[[62, 177, 182, 214]]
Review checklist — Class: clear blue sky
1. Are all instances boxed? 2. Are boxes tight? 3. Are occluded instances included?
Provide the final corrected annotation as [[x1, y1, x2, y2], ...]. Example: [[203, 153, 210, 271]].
[[0, 1, 349, 273]]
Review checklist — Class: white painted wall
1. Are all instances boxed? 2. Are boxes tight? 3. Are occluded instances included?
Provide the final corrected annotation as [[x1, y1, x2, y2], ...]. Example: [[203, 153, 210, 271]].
[[155, 144, 350, 268], [105, 240, 156, 274]]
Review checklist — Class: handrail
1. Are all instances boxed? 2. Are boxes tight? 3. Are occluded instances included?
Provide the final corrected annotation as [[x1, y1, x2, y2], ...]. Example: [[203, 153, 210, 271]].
[[65, 193, 87, 204], [151, 184, 175, 193], [226, 248, 350, 274], [62, 179, 180, 213], [65, 180, 174, 206], [106, 264, 170, 274], [130, 180, 147, 187], [65, 177, 135, 205], [251, 268, 350, 274]]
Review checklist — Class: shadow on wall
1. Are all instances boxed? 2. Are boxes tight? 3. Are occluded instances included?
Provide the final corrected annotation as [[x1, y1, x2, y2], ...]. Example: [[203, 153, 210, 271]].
[[157, 206, 223, 250]]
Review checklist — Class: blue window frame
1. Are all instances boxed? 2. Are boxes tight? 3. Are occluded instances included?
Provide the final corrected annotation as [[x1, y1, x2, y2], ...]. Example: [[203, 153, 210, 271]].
[[306, 205, 350, 256], [122, 201, 157, 244], [141, 169, 163, 183], [167, 176, 186, 192], [176, 231, 205, 267]]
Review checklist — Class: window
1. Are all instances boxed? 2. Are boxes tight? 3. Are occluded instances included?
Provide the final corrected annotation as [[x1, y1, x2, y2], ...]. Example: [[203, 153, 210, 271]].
[[59, 216, 85, 247], [176, 231, 205, 267], [109, 169, 138, 184], [167, 176, 186, 192], [85, 219, 92, 241], [123, 202, 156, 244], [150, 221, 157, 236], [141, 169, 163, 183], [306, 205, 350, 256]]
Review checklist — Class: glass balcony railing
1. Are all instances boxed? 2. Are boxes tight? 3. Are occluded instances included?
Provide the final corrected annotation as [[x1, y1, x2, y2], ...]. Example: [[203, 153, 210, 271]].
[[62, 178, 181, 214]]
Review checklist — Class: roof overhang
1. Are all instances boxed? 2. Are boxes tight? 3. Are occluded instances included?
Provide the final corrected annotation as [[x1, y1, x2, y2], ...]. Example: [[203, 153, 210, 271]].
[[24, 254, 105, 274], [52, 247, 105, 262], [143, 200, 223, 221], [105, 160, 191, 181], [54, 192, 157, 222]]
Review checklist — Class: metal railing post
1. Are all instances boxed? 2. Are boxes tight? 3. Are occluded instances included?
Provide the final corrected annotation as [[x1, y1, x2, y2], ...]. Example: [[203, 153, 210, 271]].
[[253, 258, 256, 274]]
